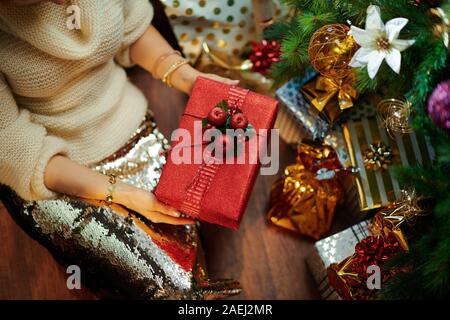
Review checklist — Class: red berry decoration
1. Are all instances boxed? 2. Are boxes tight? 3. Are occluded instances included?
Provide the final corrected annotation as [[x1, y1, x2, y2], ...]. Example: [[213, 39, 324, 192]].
[[230, 113, 249, 129], [207, 107, 227, 126], [249, 39, 281, 75]]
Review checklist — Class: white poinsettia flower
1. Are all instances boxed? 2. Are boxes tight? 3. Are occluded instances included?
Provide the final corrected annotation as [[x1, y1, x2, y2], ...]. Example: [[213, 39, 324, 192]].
[[349, 5, 415, 79]]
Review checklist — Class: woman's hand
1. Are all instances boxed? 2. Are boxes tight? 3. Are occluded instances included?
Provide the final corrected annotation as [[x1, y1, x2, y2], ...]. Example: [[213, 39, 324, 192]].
[[172, 64, 239, 95], [167, 65, 239, 95], [44, 155, 194, 226], [129, 26, 239, 94], [115, 182, 195, 225]]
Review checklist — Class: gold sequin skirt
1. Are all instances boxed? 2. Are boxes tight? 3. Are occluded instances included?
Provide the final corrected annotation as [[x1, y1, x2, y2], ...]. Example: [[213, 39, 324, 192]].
[[0, 112, 240, 299]]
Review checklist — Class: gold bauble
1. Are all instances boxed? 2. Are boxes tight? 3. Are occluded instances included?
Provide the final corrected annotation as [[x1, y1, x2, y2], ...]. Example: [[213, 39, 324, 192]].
[[377, 99, 413, 137], [308, 24, 358, 79]]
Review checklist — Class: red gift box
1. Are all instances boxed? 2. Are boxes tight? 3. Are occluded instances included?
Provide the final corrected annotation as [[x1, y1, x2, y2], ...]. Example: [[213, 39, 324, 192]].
[[155, 77, 278, 229]]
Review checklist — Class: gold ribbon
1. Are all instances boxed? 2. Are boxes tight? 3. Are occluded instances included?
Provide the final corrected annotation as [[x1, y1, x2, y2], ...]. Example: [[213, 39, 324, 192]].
[[370, 189, 430, 251], [195, 42, 273, 94], [363, 141, 393, 171], [200, 42, 253, 71], [327, 256, 362, 300], [311, 73, 358, 112]]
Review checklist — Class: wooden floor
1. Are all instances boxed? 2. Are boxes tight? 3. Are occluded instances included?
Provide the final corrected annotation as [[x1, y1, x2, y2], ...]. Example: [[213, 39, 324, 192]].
[[0, 67, 359, 300]]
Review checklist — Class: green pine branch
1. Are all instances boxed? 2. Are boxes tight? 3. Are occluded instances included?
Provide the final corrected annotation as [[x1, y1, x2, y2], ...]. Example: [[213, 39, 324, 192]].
[[271, 0, 450, 299]]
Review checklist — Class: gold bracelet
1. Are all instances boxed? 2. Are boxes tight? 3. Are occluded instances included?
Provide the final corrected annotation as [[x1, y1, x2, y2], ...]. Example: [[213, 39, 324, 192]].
[[106, 174, 117, 204], [152, 50, 181, 78], [257, 17, 275, 28], [162, 59, 190, 88]]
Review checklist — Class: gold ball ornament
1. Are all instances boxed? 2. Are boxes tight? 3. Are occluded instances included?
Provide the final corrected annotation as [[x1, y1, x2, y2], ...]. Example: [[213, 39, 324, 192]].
[[308, 24, 358, 79], [378, 99, 413, 137]]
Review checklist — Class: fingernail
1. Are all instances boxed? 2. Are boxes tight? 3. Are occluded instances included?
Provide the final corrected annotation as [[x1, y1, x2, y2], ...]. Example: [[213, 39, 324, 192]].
[[172, 211, 181, 217]]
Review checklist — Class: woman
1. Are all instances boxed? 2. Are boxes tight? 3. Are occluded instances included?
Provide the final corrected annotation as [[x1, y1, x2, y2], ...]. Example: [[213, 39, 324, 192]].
[[0, 0, 239, 299]]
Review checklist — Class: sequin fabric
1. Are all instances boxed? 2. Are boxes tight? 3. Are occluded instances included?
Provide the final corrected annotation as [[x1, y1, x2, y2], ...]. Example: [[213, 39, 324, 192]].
[[1, 113, 241, 299]]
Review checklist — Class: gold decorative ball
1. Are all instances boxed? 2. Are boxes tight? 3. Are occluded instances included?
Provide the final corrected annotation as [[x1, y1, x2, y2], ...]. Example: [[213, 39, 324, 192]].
[[377, 99, 413, 137], [308, 24, 358, 79]]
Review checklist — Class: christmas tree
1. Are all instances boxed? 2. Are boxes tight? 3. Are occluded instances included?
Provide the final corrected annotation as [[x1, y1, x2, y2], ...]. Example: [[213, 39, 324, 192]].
[[266, 0, 450, 299]]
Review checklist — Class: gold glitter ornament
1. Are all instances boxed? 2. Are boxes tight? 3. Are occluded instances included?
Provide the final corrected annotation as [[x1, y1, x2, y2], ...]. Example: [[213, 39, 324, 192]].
[[308, 24, 358, 79], [377, 98, 413, 137], [370, 189, 430, 251], [363, 141, 393, 171]]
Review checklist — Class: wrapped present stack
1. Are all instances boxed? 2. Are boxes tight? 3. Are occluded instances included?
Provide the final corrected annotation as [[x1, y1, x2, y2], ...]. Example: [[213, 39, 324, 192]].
[[307, 189, 428, 300], [161, 0, 285, 62], [263, 0, 448, 299], [274, 69, 330, 144], [161, 0, 286, 94]]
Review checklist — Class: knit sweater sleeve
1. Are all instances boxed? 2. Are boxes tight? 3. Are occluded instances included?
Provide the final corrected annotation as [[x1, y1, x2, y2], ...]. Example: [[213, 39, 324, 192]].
[[114, 0, 154, 68], [0, 74, 68, 201]]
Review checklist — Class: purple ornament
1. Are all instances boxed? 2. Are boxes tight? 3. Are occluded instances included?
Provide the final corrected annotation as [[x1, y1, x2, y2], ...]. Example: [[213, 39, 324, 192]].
[[428, 80, 450, 130]]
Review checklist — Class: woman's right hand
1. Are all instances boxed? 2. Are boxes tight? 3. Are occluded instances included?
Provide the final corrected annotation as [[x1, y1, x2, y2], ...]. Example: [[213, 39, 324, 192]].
[[44, 155, 194, 226], [115, 182, 195, 225]]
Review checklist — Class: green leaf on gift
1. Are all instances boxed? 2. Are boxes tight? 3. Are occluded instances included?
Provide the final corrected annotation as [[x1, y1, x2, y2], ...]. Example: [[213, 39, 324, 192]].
[[216, 100, 230, 111], [202, 118, 208, 128], [225, 115, 231, 128], [245, 124, 256, 140]]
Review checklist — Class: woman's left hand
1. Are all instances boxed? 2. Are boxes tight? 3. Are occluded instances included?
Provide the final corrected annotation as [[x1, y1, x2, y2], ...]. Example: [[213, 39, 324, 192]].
[[173, 64, 239, 95], [196, 73, 239, 91]]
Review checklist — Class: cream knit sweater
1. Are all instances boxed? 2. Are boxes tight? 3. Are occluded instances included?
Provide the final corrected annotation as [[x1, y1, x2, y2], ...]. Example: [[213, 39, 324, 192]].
[[0, 0, 154, 201]]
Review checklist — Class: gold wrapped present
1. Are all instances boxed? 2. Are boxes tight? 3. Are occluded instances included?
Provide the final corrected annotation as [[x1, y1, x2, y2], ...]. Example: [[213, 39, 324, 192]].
[[267, 142, 344, 240], [342, 100, 435, 211], [274, 71, 330, 144], [301, 73, 358, 124]]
